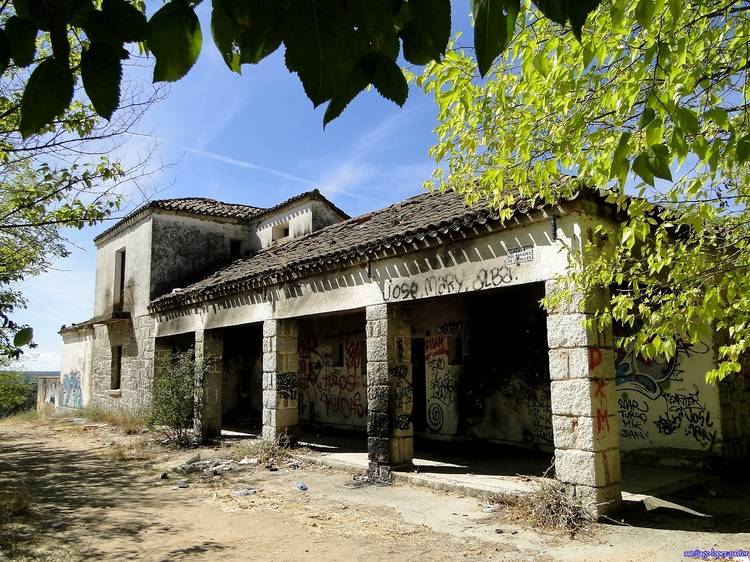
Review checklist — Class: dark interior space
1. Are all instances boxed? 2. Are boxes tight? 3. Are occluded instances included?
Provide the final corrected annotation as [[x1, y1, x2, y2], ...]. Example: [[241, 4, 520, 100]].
[[221, 323, 263, 430]]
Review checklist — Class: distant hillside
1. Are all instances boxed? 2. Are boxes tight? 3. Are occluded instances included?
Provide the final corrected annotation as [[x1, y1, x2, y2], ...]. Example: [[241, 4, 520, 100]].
[[0, 370, 59, 382]]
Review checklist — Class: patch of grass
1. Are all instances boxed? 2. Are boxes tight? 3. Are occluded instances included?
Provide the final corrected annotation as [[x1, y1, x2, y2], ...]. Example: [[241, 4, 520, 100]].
[[0, 486, 31, 519], [486, 477, 594, 536], [0, 409, 44, 425], [100, 438, 156, 462], [229, 434, 296, 465], [84, 405, 146, 434]]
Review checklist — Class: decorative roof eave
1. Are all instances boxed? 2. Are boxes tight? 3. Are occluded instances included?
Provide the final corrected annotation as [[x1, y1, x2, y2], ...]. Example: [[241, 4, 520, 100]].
[[148, 201, 566, 315]]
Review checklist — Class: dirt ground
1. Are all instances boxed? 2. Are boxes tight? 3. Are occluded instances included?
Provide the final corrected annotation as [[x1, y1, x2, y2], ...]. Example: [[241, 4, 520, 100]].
[[1, 418, 749, 562]]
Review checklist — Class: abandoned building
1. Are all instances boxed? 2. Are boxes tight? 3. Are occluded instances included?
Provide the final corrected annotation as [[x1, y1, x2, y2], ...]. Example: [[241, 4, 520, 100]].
[[54, 187, 750, 516]]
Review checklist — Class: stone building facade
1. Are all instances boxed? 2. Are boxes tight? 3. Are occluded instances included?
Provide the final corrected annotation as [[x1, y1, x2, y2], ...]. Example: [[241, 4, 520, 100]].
[[57, 187, 750, 516]]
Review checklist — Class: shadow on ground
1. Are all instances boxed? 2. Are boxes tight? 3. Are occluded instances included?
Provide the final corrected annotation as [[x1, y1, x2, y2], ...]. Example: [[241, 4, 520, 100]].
[[0, 426, 204, 560]]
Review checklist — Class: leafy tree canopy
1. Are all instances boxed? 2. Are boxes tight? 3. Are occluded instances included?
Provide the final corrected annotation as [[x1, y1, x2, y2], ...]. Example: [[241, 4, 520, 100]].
[[418, 0, 750, 382], [0, 0, 602, 130], [1, 9, 158, 359]]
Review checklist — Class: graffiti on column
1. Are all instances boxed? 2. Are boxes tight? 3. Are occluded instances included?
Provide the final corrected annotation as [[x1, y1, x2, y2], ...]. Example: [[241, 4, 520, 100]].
[[389, 364, 412, 431], [277, 371, 299, 401], [60, 371, 82, 409]]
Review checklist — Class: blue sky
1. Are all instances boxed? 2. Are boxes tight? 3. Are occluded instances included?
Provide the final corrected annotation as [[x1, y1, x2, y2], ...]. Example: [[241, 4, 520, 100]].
[[13, 4, 474, 371]]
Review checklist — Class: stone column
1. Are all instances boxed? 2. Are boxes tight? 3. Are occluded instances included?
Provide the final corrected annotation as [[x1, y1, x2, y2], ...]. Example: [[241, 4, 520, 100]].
[[262, 318, 299, 441], [194, 328, 223, 441], [366, 303, 413, 481], [546, 281, 622, 516]]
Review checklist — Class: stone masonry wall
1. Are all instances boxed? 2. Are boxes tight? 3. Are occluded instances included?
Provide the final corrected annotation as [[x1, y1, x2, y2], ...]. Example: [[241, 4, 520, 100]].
[[262, 319, 300, 440], [546, 281, 622, 516], [91, 315, 155, 412]]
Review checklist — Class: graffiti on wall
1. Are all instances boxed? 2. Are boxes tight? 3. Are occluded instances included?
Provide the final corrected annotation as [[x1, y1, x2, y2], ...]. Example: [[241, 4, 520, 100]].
[[618, 394, 650, 441], [60, 371, 82, 409], [383, 265, 515, 302], [615, 340, 709, 400], [654, 388, 717, 449], [615, 338, 715, 448], [297, 336, 367, 424]]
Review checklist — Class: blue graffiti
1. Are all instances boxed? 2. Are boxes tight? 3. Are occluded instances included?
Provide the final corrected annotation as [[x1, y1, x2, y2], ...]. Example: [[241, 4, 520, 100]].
[[60, 371, 82, 409]]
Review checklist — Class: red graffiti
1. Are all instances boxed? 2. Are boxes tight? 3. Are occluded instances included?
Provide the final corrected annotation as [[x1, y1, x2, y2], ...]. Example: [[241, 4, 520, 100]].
[[425, 335, 448, 359], [588, 347, 602, 371], [595, 408, 610, 434], [345, 340, 363, 372], [594, 378, 606, 398]]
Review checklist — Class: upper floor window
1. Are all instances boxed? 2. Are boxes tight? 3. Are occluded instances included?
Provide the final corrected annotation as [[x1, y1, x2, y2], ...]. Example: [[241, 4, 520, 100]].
[[111, 346, 122, 390], [113, 248, 126, 311], [230, 239, 242, 258], [271, 221, 290, 242]]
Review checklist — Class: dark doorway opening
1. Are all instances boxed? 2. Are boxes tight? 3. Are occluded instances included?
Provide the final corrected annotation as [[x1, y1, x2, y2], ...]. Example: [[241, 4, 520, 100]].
[[222, 324, 263, 431]]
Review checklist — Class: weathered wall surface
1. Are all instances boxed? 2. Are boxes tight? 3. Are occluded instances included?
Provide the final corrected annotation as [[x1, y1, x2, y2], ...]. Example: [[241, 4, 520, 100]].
[[59, 328, 94, 410], [616, 336, 722, 454], [150, 214, 253, 300], [94, 218, 153, 318], [719, 366, 750, 459], [297, 313, 367, 431], [90, 315, 155, 412], [36, 376, 59, 413]]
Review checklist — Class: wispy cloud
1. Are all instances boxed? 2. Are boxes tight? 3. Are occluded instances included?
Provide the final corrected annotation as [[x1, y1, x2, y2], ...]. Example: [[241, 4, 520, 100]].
[[127, 132, 318, 187]]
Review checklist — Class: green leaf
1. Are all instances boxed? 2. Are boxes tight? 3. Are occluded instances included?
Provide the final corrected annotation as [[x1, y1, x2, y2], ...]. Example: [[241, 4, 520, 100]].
[[0, 29, 10, 73], [533, 0, 566, 24], [370, 52, 408, 105], [400, 0, 450, 65], [324, 63, 371, 126], [668, 0, 681, 19], [645, 143, 672, 181], [284, 0, 357, 106], [5, 16, 37, 68], [238, 0, 289, 65], [472, 0, 520, 77], [354, 0, 400, 59], [13, 326, 33, 348], [633, 152, 655, 186], [736, 135, 750, 165], [211, 0, 241, 72], [677, 107, 699, 135], [567, 0, 599, 41], [81, 42, 127, 120], [19, 57, 74, 137], [148, 0, 203, 83], [638, 107, 655, 129], [101, 0, 148, 43], [635, 0, 655, 29]]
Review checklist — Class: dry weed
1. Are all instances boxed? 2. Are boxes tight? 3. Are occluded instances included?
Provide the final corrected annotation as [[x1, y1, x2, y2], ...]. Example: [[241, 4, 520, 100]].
[[0, 409, 44, 425], [0, 487, 31, 519], [487, 477, 594, 536], [229, 434, 297, 465], [100, 438, 156, 462], [84, 406, 146, 434]]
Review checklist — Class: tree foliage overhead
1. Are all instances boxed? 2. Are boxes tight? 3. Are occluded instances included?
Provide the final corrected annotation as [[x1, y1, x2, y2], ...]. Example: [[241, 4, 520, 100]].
[[0, 7, 159, 360], [0, 0, 602, 130], [418, 0, 750, 382]]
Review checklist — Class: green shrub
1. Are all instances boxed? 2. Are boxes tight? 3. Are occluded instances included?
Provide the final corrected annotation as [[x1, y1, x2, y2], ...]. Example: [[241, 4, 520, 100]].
[[0, 371, 33, 417], [148, 350, 197, 446]]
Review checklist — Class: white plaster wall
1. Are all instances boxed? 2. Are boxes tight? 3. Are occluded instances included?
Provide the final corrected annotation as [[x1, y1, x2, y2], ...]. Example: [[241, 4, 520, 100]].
[[256, 202, 314, 248], [616, 336, 722, 453], [59, 328, 94, 410], [94, 218, 153, 318], [155, 213, 583, 336]]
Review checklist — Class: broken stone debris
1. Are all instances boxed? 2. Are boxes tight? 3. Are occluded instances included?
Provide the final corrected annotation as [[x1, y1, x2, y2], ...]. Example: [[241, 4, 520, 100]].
[[232, 489, 257, 497], [172, 480, 189, 489], [294, 481, 308, 491], [238, 457, 259, 465]]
